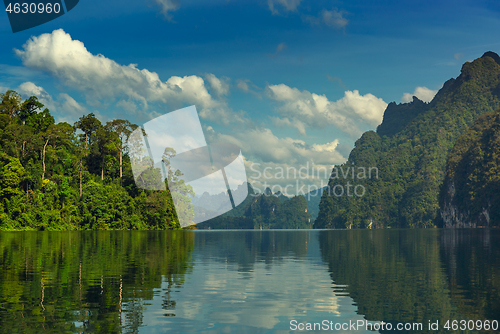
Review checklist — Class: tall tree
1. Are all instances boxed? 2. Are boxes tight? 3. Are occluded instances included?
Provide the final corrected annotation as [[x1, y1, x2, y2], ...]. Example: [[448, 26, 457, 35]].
[[74, 113, 101, 149], [39, 123, 73, 180], [96, 126, 119, 180], [74, 113, 101, 194], [18, 96, 43, 125], [0, 90, 21, 118], [104, 119, 137, 179]]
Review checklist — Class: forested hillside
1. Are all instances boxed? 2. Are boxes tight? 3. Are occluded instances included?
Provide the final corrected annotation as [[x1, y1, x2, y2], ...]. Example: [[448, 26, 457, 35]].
[[197, 186, 311, 229], [315, 52, 500, 228], [0, 90, 182, 230], [439, 109, 500, 227]]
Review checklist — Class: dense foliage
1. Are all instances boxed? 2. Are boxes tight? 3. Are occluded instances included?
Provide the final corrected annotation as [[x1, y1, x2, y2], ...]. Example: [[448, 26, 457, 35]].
[[0, 90, 186, 230], [197, 186, 312, 229], [315, 52, 500, 228], [439, 109, 500, 227]]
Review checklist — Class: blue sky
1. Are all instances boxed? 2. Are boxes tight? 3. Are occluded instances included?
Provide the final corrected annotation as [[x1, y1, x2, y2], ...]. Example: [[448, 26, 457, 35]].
[[1, 0, 500, 194]]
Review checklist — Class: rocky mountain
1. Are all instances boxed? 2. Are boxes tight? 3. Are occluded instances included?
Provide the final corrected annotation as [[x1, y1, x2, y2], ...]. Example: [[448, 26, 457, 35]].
[[315, 52, 500, 229], [439, 109, 500, 227]]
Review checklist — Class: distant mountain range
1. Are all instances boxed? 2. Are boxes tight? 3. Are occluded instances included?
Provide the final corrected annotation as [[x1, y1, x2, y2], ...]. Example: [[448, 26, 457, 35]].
[[196, 183, 312, 229]]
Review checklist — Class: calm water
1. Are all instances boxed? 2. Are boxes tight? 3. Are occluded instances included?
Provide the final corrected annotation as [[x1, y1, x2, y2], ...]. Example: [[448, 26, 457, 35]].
[[0, 229, 498, 333]]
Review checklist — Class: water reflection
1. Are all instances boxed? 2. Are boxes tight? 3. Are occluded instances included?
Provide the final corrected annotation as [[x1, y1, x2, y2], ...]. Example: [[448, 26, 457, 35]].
[[0, 229, 498, 333], [193, 230, 311, 271], [318, 229, 500, 333], [439, 229, 500, 322], [0, 231, 194, 333], [147, 230, 370, 333]]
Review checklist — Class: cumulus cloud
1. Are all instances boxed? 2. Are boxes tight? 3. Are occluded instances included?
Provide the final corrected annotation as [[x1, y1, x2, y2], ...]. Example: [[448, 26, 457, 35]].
[[266, 83, 387, 136], [14, 29, 242, 124], [236, 79, 262, 98], [401, 86, 438, 103], [16, 81, 102, 123], [303, 9, 348, 29], [208, 126, 344, 165], [236, 80, 249, 92], [154, 0, 180, 20], [18, 81, 56, 112], [207, 125, 346, 194], [205, 73, 229, 97], [57, 92, 89, 123], [268, 0, 302, 15]]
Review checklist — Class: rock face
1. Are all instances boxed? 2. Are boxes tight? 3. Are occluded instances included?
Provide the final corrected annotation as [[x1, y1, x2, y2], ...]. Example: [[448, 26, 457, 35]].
[[439, 109, 500, 228], [376, 96, 428, 137], [440, 181, 490, 228]]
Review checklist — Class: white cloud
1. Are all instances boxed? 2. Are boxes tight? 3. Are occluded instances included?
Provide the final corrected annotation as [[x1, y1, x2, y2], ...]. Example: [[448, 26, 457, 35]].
[[14, 29, 239, 124], [266, 84, 387, 136], [57, 93, 88, 123], [116, 99, 138, 113], [207, 125, 346, 194], [311, 140, 340, 153], [236, 79, 249, 92], [268, 0, 302, 15], [205, 73, 229, 97], [235, 79, 262, 98], [16, 81, 106, 124], [154, 0, 180, 20], [209, 126, 344, 166], [303, 9, 348, 29], [18, 81, 56, 112], [401, 86, 438, 103]]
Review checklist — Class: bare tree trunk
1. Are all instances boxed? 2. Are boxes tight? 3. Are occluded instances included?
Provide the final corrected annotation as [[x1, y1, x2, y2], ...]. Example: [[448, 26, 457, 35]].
[[101, 156, 104, 181], [41, 137, 49, 180], [119, 148, 123, 179], [80, 158, 83, 198]]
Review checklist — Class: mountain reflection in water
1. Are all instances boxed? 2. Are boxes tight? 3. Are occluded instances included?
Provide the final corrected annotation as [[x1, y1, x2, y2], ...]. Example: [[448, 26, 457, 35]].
[[0, 229, 498, 333]]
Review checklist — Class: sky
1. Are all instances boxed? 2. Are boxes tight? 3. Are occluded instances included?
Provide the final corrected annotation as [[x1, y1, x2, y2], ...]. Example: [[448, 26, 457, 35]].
[[1, 0, 500, 195]]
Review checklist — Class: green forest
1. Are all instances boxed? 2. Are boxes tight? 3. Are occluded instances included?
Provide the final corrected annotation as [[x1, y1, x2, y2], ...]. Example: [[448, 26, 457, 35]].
[[439, 109, 500, 227], [0, 90, 183, 230], [315, 52, 500, 229], [198, 186, 312, 229]]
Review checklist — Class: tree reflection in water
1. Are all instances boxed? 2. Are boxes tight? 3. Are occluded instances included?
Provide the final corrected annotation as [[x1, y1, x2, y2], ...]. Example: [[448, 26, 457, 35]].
[[0, 231, 194, 333]]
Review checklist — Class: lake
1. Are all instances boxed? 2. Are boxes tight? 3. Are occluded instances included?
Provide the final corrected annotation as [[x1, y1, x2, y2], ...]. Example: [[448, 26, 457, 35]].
[[0, 229, 498, 333]]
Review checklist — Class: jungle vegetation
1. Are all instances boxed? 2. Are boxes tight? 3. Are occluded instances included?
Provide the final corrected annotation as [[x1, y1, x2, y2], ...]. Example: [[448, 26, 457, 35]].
[[0, 90, 185, 230], [439, 108, 500, 227]]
